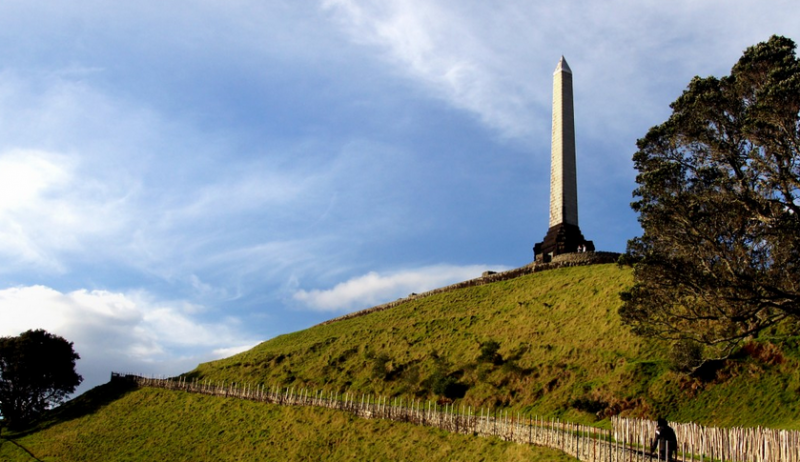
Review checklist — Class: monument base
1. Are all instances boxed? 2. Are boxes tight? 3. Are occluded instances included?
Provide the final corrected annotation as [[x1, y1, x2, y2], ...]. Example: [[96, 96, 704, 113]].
[[533, 223, 594, 263]]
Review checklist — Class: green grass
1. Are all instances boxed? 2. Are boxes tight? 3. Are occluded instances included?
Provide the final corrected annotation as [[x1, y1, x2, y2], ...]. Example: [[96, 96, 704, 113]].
[[4, 263, 800, 461], [189, 264, 800, 428], [0, 383, 577, 462], [190, 264, 652, 421]]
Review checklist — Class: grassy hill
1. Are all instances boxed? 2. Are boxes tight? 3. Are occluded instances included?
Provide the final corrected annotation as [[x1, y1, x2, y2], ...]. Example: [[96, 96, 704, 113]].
[[3, 263, 800, 461], [0, 381, 577, 462], [189, 263, 800, 428]]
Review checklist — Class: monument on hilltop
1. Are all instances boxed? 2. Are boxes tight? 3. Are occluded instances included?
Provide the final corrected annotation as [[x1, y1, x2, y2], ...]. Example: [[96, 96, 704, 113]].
[[534, 56, 594, 262]]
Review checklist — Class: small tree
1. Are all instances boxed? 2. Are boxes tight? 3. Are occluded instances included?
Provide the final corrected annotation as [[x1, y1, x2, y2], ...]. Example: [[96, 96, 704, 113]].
[[620, 35, 800, 360], [371, 353, 391, 380], [478, 340, 503, 365], [0, 329, 83, 427]]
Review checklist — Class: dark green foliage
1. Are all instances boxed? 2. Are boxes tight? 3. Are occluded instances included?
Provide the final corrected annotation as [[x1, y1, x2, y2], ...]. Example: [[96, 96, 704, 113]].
[[478, 340, 503, 365], [569, 397, 607, 415], [669, 340, 704, 373], [621, 36, 800, 359], [427, 371, 468, 399], [616, 253, 638, 267], [0, 329, 82, 428], [371, 353, 391, 380]]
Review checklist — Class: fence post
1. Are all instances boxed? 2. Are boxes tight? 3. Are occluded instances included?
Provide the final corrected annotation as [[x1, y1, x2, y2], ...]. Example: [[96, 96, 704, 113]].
[[124, 374, 800, 462]]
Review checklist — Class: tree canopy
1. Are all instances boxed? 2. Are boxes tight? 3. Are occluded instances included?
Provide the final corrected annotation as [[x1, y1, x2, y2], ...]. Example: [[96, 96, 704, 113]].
[[0, 329, 82, 427], [620, 35, 800, 360]]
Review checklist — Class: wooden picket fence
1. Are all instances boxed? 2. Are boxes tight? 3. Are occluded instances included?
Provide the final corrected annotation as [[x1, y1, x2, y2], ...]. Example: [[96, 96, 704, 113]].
[[113, 373, 799, 462], [613, 417, 800, 462]]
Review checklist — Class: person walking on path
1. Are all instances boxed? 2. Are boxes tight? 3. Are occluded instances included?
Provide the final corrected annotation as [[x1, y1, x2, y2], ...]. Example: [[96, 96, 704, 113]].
[[650, 418, 678, 460]]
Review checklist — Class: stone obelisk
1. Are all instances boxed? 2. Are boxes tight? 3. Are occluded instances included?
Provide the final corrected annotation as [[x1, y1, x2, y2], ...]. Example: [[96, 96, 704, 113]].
[[534, 56, 593, 262]]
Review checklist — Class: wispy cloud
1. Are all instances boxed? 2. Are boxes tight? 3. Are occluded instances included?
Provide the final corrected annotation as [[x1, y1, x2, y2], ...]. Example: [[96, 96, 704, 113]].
[[322, 0, 799, 153], [0, 66, 329, 283], [322, 0, 546, 141], [0, 148, 132, 272], [293, 264, 505, 312], [0, 0, 796, 394]]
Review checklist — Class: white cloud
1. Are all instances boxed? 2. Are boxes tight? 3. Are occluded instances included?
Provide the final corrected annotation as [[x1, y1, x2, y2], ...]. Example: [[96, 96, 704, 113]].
[[0, 68, 334, 290], [0, 70, 164, 274], [0, 285, 258, 395], [293, 264, 505, 312], [212, 344, 259, 358], [0, 149, 130, 272], [0, 149, 72, 212], [322, 0, 544, 140], [0, 1, 795, 393], [322, 0, 800, 154]]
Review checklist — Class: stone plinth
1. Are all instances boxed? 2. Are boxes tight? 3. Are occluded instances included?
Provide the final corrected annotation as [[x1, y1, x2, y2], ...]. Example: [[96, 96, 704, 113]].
[[534, 223, 594, 262]]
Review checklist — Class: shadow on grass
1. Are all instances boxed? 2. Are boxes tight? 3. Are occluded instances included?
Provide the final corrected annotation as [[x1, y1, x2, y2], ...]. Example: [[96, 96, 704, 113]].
[[5, 378, 138, 438], [0, 435, 44, 461]]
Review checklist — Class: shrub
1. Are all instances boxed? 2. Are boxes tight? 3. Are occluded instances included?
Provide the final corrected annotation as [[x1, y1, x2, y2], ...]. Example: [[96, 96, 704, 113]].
[[426, 371, 468, 399], [669, 340, 704, 373], [371, 353, 391, 380], [478, 340, 503, 365]]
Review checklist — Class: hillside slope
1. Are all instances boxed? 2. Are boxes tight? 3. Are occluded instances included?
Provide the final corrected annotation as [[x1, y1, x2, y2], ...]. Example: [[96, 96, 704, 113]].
[[4, 263, 799, 462], [189, 264, 800, 428], [0, 382, 577, 462]]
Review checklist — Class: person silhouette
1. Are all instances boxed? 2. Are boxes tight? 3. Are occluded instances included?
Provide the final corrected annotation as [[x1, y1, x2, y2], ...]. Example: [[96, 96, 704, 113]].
[[650, 418, 678, 460]]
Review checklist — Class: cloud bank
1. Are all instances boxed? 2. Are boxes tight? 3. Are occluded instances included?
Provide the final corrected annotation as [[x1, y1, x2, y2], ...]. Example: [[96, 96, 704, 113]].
[[0, 285, 257, 395]]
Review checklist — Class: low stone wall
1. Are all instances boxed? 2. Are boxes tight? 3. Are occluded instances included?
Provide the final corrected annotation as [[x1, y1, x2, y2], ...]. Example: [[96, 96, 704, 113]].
[[551, 251, 620, 264], [317, 251, 621, 326]]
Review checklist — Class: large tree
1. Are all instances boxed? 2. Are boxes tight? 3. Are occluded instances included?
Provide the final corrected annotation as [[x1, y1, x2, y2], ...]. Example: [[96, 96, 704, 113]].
[[620, 35, 800, 360], [0, 329, 82, 427]]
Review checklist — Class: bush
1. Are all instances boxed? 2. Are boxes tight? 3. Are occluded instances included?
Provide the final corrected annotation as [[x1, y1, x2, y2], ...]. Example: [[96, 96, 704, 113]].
[[478, 340, 503, 365], [569, 396, 607, 414], [426, 371, 468, 399], [371, 353, 391, 380], [669, 340, 704, 373]]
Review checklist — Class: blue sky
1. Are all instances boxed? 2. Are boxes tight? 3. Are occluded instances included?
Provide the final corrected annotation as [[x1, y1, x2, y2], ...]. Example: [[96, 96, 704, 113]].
[[0, 0, 797, 395]]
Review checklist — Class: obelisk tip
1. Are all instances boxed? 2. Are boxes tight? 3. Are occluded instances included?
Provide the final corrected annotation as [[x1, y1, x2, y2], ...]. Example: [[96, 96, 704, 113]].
[[555, 56, 572, 74]]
